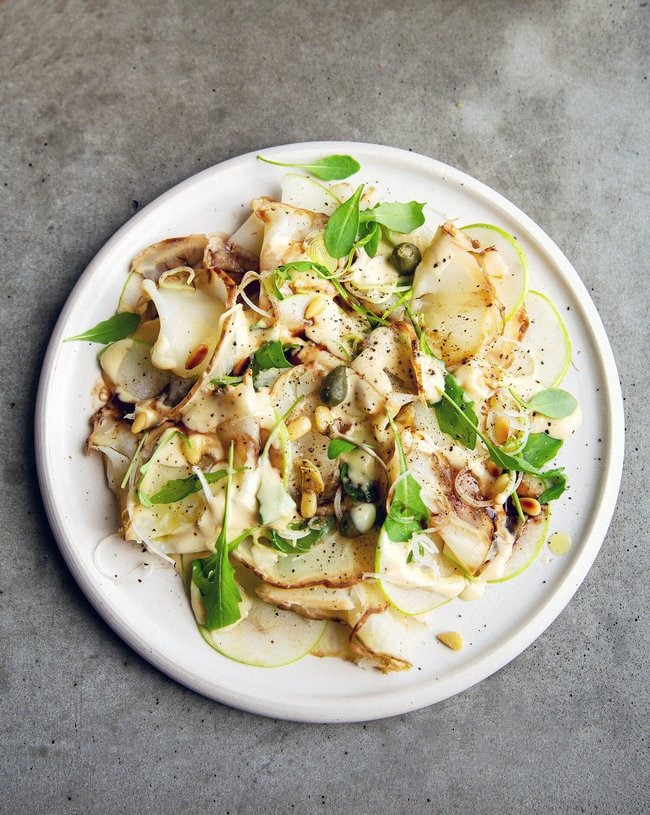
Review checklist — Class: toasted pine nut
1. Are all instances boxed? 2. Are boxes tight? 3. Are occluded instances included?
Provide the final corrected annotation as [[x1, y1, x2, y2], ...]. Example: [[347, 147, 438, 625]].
[[300, 491, 317, 519], [184, 433, 203, 465], [490, 473, 511, 498], [314, 405, 333, 434], [185, 343, 209, 370], [494, 416, 510, 445], [131, 413, 148, 435], [486, 460, 503, 478], [286, 415, 312, 441], [131, 408, 157, 435], [437, 631, 464, 651], [520, 497, 542, 516], [305, 295, 327, 320]]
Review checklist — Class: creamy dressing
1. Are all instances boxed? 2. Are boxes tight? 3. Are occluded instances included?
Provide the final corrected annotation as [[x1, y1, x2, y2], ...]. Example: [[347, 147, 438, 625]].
[[531, 404, 582, 440], [453, 358, 493, 404]]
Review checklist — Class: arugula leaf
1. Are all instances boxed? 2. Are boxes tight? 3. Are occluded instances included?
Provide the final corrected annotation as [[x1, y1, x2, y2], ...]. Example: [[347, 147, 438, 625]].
[[269, 260, 332, 301], [538, 470, 568, 503], [324, 184, 364, 258], [211, 374, 244, 388], [64, 312, 140, 344], [356, 221, 382, 258], [264, 516, 335, 554], [511, 387, 578, 419], [149, 467, 246, 504], [340, 462, 378, 503], [191, 444, 250, 630], [521, 433, 563, 468], [256, 154, 360, 181], [384, 416, 429, 542], [327, 438, 357, 459], [359, 201, 425, 233], [252, 341, 296, 381], [434, 374, 478, 450]]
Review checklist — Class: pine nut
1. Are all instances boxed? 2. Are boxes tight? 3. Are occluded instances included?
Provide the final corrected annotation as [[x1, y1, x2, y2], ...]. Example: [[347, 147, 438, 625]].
[[300, 491, 317, 519], [184, 433, 204, 465], [520, 497, 542, 516], [437, 631, 464, 651], [131, 408, 157, 435], [314, 405, 333, 434], [494, 416, 510, 445], [185, 343, 209, 370], [490, 472, 511, 498], [286, 415, 312, 441], [131, 413, 148, 434], [305, 295, 327, 320]]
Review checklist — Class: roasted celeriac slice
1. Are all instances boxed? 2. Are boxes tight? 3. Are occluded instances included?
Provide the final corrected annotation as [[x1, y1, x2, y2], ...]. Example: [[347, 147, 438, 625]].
[[411, 222, 504, 368]]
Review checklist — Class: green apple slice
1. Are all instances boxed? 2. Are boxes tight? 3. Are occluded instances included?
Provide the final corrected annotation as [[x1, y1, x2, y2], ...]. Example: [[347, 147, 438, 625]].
[[520, 290, 572, 387], [117, 270, 144, 313], [376, 528, 466, 616], [280, 173, 341, 214], [488, 507, 550, 583], [461, 223, 529, 321], [182, 555, 326, 667]]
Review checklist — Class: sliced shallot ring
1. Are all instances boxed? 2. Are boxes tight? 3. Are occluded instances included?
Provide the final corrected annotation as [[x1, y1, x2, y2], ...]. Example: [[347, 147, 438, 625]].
[[237, 271, 272, 319]]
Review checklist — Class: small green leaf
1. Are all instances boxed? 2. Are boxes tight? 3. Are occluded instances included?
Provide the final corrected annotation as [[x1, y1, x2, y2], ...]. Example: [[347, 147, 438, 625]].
[[435, 374, 478, 450], [521, 433, 563, 468], [360, 201, 425, 234], [324, 184, 364, 258], [64, 312, 140, 344], [256, 153, 361, 181], [357, 221, 382, 257], [252, 341, 296, 380], [327, 438, 357, 459], [149, 468, 246, 504], [264, 516, 335, 553], [538, 470, 568, 503], [526, 388, 578, 419]]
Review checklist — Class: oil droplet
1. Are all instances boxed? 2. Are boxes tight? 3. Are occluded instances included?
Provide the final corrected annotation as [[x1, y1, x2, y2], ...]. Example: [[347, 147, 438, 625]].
[[548, 531, 571, 556]]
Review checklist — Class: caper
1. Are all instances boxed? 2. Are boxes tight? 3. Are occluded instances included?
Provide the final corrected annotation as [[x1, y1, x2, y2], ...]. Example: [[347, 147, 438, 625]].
[[320, 365, 348, 407], [389, 242, 421, 275], [339, 511, 363, 538]]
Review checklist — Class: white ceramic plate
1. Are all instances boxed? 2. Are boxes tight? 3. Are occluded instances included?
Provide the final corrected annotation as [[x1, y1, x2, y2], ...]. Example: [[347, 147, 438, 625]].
[[35, 142, 624, 722]]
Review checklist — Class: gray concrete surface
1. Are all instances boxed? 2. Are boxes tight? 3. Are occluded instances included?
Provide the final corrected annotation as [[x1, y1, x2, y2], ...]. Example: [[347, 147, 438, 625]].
[[1, 0, 648, 812]]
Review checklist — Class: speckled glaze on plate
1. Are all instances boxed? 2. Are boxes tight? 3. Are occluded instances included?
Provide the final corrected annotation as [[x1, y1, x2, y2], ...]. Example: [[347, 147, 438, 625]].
[[35, 142, 624, 722]]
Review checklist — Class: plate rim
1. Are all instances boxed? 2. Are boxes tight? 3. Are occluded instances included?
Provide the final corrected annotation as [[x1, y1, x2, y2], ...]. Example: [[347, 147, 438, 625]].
[[35, 140, 625, 722]]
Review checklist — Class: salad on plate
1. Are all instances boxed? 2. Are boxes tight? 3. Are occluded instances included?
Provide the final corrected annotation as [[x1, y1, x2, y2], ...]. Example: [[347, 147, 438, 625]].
[[70, 153, 581, 672]]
